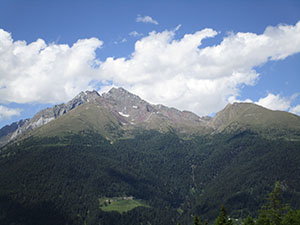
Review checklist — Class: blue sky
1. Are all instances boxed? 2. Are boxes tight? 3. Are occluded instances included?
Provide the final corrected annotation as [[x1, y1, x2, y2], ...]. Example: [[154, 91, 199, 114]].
[[0, 0, 300, 128]]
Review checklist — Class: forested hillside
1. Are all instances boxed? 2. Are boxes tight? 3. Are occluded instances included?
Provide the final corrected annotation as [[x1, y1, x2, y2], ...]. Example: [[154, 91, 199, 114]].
[[1, 128, 300, 225]]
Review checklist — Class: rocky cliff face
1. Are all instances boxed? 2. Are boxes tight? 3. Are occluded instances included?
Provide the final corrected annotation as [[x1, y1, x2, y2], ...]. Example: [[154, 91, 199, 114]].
[[0, 90, 100, 147], [0, 119, 29, 147]]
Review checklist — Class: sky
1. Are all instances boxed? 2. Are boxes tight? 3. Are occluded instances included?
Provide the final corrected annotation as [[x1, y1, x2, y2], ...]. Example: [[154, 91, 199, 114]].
[[0, 0, 300, 128]]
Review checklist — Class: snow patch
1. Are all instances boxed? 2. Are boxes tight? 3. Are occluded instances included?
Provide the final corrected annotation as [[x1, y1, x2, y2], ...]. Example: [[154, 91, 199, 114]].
[[118, 112, 130, 117]]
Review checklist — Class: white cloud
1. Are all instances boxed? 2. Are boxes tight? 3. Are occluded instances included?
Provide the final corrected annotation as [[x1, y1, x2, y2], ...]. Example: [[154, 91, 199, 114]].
[[1, 21, 300, 116], [290, 105, 300, 115], [0, 105, 21, 121], [99, 21, 300, 115], [0, 29, 103, 104], [136, 15, 159, 25], [255, 93, 294, 111], [129, 31, 143, 37]]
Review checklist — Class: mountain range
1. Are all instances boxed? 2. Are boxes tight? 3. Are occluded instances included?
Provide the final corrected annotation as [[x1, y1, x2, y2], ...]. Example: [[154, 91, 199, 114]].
[[2, 87, 300, 147], [0, 88, 300, 225]]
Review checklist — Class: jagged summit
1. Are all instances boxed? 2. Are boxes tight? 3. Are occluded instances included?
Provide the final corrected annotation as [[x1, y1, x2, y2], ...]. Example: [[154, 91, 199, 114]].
[[64, 89, 100, 111], [74, 90, 100, 102], [102, 87, 143, 105]]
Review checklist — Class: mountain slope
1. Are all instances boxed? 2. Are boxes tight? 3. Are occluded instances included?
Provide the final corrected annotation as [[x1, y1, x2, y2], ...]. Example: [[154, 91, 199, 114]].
[[1, 128, 300, 225], [1, 88, 300, 225], [31, 102, 124, 140]]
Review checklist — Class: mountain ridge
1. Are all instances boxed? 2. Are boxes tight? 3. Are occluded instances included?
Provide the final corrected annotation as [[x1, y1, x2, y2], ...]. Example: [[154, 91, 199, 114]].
[[1, 88, 300, 147]]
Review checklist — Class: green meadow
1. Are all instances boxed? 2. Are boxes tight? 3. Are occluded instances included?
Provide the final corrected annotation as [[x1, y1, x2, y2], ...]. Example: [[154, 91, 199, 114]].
[[99, 197, 150, 213]]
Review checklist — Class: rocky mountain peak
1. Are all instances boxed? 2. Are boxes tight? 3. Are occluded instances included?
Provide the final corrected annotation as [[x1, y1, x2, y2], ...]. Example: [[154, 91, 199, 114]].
[[98, 88, 212, 134], [72, 90, 100, 104], [102, 87, 142, 104], [0, 90, 102, 147], [101, 87, 148, 117]]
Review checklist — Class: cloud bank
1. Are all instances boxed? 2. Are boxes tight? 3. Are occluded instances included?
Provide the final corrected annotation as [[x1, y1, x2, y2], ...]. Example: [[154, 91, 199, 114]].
[[0, 21, 300, 117]]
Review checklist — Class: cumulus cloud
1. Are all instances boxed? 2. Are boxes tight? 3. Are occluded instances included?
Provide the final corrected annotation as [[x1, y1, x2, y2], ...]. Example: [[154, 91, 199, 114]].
[[0, 105, 21, 121], [290, 105, 300, 115], [0, 29, 103, 104], [255, 93, 295, 111], [99, 21, 300, 115], [1, 21, 300, 116], [136, 15, 159, 25], [250, 93, 300, 116]]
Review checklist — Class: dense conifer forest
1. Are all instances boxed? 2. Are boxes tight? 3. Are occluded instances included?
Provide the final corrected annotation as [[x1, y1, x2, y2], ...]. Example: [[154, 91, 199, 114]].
[[187, 182, 300, 225], [0, 129, 300, 225]]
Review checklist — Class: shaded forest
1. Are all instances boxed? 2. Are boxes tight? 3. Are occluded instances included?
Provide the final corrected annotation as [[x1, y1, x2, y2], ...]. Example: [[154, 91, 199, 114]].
[[0, 129, 300, 224]]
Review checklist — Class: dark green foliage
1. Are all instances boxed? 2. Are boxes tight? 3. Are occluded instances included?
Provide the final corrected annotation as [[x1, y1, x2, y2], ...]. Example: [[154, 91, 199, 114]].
[[242, 216, 255, 225], [256, 182, 289, 225], [0, 128, 300, 225], [193, 215, 201, 225], [191, 130, 300, 221], [281, 209, 300, 225], [214, 205, 232, 225]]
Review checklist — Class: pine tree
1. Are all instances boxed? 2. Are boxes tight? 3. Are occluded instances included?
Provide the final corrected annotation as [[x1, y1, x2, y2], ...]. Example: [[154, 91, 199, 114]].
[[256, 181, 289, 225], [215, 205, 233, 225], [193, 215, 202, 225]]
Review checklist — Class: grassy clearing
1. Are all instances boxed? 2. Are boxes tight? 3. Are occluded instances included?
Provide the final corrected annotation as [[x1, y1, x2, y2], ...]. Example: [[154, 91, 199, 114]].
[[99, 197, 150, 213]]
